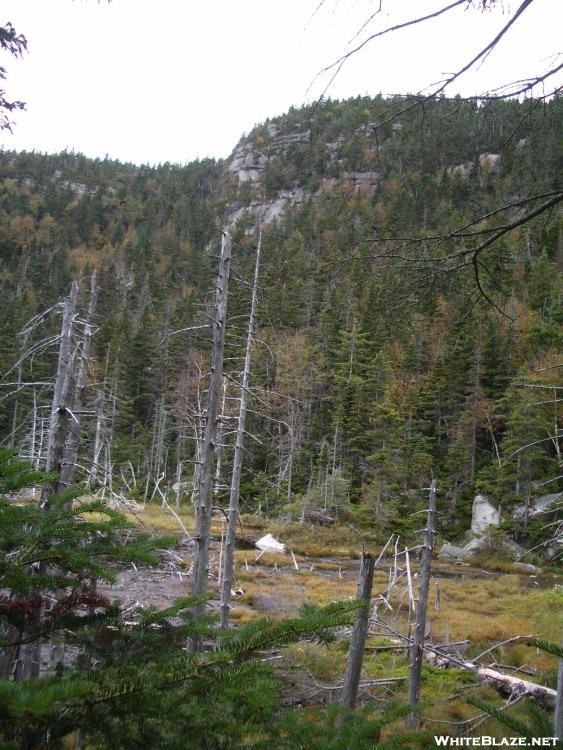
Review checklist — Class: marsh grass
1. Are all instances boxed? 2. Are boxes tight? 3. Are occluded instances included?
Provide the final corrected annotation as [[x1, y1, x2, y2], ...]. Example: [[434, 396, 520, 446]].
[[114, 505, 561, 729]]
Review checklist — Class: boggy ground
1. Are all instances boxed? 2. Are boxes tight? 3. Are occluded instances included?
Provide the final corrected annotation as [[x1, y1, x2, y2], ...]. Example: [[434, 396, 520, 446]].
[[102, 504, 563, 734]]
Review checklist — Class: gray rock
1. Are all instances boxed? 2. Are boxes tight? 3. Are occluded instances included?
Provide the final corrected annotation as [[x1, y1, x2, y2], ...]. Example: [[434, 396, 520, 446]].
[[502, 537, 526, 557], [513, 562, 543, 574], [270, 130, 310, 148], [463, 537, 488, 554], [463, 534, 525, 560], [439, 543, 471, 559], [471, 495, 501, 535]]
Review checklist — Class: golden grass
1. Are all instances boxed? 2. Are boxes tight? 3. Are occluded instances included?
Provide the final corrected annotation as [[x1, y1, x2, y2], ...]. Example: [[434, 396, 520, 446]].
[[111, 506, 563, 708], [228, 550, 562, 678], [268, 520, 370, 559], [118, 503, 196, 533]]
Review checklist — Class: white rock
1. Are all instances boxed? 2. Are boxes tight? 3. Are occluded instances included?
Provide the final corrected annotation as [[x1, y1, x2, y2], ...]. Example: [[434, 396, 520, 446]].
[[471, 495, 501, 535], [255, 533, 285, 553]]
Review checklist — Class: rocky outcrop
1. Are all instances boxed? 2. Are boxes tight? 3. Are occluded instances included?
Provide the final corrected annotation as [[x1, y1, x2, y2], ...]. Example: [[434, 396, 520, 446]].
[[447, 161, 474, 179], [228, 186, 306, 231], [471, 494, 501, 535], [343, 171, 381, 197], [269, 130, 310, 149], [228, 127, 310, 187], [479, 152, 501, 174], [513, 492, 561, 520], [228, 144, 268, 185], [447, 153, 501, 179]]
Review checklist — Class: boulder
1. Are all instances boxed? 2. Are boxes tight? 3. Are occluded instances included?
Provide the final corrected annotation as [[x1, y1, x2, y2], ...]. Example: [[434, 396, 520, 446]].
[[463, 537, 488, 554], [513, 562, 543, 574], [501, 537, 526, 558], [255, 533, 285, 553], [463, 534, 525, 560], [471, 494, 501, 535], [439, 543, 471, 559]]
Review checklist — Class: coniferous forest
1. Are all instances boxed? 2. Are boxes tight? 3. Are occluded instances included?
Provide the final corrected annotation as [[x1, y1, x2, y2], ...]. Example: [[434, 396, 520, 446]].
[[0, 92, 562, 748]]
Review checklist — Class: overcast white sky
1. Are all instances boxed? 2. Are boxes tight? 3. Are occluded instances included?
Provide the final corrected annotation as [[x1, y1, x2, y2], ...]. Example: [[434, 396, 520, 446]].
[[1, 0, 561, 165]]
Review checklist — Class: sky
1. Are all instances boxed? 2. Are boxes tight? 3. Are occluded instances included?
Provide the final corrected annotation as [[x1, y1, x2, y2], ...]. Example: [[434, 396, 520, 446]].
[[1, 0, 561, 166]]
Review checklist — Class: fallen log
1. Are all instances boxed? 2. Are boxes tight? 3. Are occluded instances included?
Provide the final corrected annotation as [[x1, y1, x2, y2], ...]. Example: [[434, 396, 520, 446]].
[[372, 623, 557, 710], [426, 651, 557, 709], [470, 665, 557, 710]]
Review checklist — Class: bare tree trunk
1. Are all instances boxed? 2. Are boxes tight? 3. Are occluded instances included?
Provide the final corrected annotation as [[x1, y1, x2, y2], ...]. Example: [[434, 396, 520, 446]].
[[214, 377, 227, 496], [191, 232, 231, 645], [104, 385, 117, 502], [46, 289, 78, 489], [88, 393, 104, 489], [190, 421, 202, 507], [219, 229, 261, 629], [41, 282, 79, 503], [405, 546, 415, 642], [408, 478, 437, 728], [50, 275, 97, 672], [174, 415, 185, 509], [338, 551, 375, 721], [469, 342, 481, 483], [15, 283, 79, 681], [60, 273, 97, 491]]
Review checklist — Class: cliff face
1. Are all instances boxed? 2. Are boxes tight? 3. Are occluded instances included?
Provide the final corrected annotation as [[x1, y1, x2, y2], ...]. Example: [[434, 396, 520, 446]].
[[223, 98, 526, 233]]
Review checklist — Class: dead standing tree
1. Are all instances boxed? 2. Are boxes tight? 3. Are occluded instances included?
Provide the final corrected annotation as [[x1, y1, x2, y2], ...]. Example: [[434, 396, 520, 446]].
[[12, 277, 98, 679], [40, 281, 79, 504], [60, 272, 98, 492], [14, 282, 79, 677], [219, 228, 262, 628], [191, 232, 232, 640], [408, 478, 437, 728], [338, 551, 376, 721]]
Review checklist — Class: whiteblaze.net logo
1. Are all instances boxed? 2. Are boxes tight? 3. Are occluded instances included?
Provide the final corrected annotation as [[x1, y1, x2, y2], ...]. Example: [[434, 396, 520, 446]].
[[434, 737, 558, 746]]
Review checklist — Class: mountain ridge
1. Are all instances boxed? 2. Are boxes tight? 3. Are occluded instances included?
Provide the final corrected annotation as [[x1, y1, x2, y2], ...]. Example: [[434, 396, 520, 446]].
[[0, 93, 560, 548]]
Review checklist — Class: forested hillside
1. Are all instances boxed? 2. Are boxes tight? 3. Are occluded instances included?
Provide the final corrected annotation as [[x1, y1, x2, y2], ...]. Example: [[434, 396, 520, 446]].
[[0, 93, 561, 546]]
